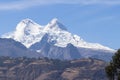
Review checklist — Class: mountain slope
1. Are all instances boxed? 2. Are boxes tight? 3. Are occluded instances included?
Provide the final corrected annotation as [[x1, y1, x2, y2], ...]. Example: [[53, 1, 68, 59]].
[[30, 34, 113, 61], [30, 34, 82, 60], [1, 18, 115, 61], [0, 38, 41, 57]]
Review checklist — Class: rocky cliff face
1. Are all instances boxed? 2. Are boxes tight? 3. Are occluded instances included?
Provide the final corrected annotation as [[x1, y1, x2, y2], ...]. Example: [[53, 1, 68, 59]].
[[0, 57, 107, 80]]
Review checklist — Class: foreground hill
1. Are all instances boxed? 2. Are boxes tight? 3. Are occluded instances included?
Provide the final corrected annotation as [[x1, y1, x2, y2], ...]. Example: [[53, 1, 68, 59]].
[[0, 57, 107, 80]]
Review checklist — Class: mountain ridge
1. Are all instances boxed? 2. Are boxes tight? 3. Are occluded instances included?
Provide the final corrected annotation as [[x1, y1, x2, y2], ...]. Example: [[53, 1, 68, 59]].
[[0, 38, 42, 57]]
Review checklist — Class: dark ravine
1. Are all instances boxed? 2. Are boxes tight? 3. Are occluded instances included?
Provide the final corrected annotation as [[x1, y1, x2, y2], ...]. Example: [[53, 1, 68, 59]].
[[0, 57, 107, 80]]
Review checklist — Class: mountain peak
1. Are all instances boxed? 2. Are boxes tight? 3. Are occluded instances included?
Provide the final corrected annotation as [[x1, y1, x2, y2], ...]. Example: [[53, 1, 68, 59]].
[[18, 18, 39, 26], [44, 18, 67, 31], [16, 18, 42, 33], [19, 18, 37, 25], [50, 18, 58, 24], [13, 19, 43, 46]]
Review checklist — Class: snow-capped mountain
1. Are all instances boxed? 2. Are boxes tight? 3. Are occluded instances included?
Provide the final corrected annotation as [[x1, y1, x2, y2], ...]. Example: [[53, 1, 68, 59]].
[[2, 18, 114, 51], [1, 18, 115, 61], [2, 19, 44, 48]]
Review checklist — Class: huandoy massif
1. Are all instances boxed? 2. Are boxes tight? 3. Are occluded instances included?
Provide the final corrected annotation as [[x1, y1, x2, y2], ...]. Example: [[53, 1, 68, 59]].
[[1, 18, 115, 61]]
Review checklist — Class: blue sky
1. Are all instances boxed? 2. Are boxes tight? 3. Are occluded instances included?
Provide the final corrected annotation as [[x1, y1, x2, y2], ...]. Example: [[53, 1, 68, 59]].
[[0, 0, 120, 49]]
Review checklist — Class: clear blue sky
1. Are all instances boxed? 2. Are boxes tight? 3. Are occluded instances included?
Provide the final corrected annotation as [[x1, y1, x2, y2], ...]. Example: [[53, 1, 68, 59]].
[[0, 0, 120, 49]]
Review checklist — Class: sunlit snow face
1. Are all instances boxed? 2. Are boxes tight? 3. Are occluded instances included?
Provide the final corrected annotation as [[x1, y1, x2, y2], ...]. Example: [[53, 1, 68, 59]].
[[14, 22, 26, 40], [12, 19, 44, 48], [16, 19, 42, 35]]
